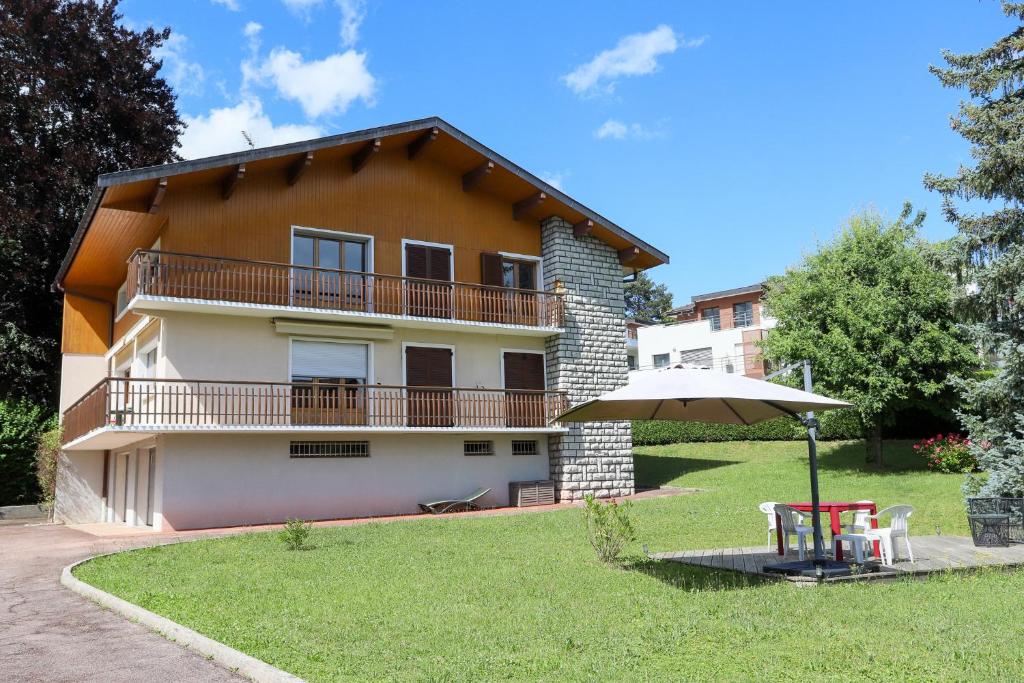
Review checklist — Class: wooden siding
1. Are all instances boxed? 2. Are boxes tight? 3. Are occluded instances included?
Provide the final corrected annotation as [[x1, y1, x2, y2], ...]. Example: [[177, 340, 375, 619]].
[[62, 293, 111, 355]]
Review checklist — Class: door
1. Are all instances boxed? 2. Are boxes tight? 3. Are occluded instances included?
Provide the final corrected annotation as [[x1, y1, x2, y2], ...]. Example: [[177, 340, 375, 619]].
[[114, 452, 129, 523], [481, 253, 538, 324], [406, 346, 453, 427], [291, 341, 368, 425], [292, 233, 367, 310], [503, 352, 546, 427], [146, 448, 156, 526], [404, 243, 452, 318]]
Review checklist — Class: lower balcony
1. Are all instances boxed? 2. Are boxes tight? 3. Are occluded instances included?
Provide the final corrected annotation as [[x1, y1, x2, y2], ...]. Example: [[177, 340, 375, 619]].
[[62, 378, 569, 450]]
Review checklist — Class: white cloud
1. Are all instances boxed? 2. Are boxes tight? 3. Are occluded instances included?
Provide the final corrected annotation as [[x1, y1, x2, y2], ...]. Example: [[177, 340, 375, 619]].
[[212, 0, 241, 10], [337, 0, 366, 47], [178, 97, 322, 159], [539, 171, 567, 191], [248, 47, 375, 118], [153, 33, 205, 96], [563, 25, 699, 95], [282, 0, 323, 20], [593, 119, 664, 140]]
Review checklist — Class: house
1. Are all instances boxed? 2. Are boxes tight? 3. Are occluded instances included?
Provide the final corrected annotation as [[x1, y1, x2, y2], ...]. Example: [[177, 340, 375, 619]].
[[637, 282, 774, 377], [52, 118, 668, 531], [624, 319, 648, 371]]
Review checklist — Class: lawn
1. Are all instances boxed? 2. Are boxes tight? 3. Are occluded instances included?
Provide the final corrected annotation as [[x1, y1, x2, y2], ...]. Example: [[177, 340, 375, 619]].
[[75, 440, 1024, 682]]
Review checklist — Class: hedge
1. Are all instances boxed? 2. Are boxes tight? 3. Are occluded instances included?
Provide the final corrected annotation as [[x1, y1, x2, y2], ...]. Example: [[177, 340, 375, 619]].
[[633, 408, 864, 446], [0, 399, 55, 505]]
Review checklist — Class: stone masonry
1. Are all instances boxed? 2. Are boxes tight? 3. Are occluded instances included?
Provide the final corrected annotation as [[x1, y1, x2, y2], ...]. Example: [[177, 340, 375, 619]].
[[541, 217, 633, 500]]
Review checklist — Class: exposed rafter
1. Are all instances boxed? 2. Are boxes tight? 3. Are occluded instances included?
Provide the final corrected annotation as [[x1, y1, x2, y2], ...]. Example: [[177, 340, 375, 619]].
[[287, 151, 314, 186], [351, 138, 381, 173], [147, 177, 168, 214], [407, 127, 439, 160], [513, 192, 547, 221], [573, 219, 594, 238], [222, 164, 245, 200], [462, 161, 494, 191], [618, 246, 641, 265]]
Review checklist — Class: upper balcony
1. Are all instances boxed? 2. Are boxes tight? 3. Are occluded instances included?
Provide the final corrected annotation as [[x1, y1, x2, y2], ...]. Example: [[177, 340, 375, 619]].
[[62, 377, 569, 450], [123, 250, 565, 336]]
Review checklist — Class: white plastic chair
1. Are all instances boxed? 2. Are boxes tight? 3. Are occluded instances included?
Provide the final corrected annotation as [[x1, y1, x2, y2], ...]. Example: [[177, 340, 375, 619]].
[[758, 502, 778, 549], [774, 504, 815, 560], [837, 500, 875, 560], [865, 505, 915, 565]]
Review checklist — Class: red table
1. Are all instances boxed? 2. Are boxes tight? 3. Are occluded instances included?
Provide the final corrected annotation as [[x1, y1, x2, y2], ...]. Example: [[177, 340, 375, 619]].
[[776, 502, 879, 561]]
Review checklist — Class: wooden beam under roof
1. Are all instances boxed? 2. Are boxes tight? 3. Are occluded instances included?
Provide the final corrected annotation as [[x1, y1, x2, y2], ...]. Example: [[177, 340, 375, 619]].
[[287, 152, 313, 186], [513, 192, 547, 221], [221, 164, 245, 200], [351, 138, 381, 173], [462, 161, 493, 191], [147, 178, 168, 214], [573, 219, 594, 238], [407, 127, 439, 160], [618, 246, 641, 265]]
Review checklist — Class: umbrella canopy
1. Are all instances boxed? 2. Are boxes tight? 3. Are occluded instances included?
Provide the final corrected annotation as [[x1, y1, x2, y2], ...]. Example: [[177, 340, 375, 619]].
[[557, 367, 852, 425]]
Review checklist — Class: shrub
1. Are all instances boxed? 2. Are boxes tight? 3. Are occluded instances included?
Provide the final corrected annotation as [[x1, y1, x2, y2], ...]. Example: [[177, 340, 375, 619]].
[[582, 494, 635, 563], [36, 422, 62, 516], [632, 408, 864, 446], [279, 518, 312, 550], [0, 399, 53, 505], [914, 433, 978, 473]]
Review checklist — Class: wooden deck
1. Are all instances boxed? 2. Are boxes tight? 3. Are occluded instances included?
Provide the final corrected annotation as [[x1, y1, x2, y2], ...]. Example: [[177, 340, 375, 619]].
[[648, 535, 1024, 583]]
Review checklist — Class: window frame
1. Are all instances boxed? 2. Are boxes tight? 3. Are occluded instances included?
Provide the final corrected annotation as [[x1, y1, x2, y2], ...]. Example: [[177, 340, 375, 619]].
[[652, 353, 670, 368], [733, 301, 754, 328]]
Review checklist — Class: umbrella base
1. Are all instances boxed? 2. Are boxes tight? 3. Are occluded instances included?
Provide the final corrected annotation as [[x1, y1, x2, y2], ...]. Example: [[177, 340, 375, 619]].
[[762, 559, 852, 579]]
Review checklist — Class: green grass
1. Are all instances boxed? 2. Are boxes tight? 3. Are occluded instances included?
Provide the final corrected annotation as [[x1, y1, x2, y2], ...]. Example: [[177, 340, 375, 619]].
[[75, 440, 1024, 682]]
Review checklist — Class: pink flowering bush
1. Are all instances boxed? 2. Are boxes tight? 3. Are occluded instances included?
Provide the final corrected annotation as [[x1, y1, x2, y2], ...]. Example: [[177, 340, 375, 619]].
[[913, 433, 979, 473]]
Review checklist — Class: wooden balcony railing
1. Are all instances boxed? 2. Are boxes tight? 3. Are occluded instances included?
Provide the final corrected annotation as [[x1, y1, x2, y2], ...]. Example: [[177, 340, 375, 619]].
[[61, 378, 568, 444], [125, 250, 564, 328]]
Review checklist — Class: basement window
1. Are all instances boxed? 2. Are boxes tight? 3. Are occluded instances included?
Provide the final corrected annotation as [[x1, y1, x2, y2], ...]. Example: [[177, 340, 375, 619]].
[[289, 441, 370, 458], [511, 440, 539, 456], [463, 440, 495, 456]]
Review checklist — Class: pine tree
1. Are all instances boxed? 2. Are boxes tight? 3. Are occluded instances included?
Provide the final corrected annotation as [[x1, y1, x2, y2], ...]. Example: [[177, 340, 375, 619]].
[[924, 2, 1024, 496], [624, 272, 674, 322]]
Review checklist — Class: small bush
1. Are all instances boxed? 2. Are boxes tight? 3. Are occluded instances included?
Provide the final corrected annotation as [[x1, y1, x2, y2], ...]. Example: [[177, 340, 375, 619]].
[[583, 494, 635, 563], [279, 518, 312, 550], [914, 433, 978, 473], [0, 399, 53, 505], [35, 422, 62, 517]]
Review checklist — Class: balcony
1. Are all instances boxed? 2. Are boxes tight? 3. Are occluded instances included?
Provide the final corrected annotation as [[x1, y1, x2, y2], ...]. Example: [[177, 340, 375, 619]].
[[124, 250, 564, 335], [62, 378, 569, 450]]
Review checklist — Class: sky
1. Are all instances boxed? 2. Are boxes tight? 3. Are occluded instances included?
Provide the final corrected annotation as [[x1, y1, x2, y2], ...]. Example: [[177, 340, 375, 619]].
[[120, 0, 1015, 303]]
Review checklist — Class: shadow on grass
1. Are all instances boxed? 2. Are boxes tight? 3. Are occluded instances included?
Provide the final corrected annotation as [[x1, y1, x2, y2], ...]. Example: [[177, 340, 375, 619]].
[[622, 556, 766, 592], [634, 454, 741, 488], [815, 440, 927, 475]]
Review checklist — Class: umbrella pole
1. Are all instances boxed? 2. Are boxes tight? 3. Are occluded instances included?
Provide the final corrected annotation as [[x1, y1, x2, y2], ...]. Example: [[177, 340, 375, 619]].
[[804, 416, 826, 565]]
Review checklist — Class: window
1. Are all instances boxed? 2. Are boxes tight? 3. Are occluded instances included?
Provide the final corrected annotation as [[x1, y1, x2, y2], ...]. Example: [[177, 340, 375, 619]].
[[733, 301, 754, 328], [138, 346, 158, 378], [291, 341, 369, 425], [702, 307, 721, 331], [679, 347, 713, 367], [404, 242, 453, 318], [116, 282, 129, 318], [464, 440, 494, 456], [652, 353, 670, 368], [501, 259, 537, 290], [292, 231, 368, 309], [627, 355, 638, 370], [290, 441, 370, 458], [512, 440, 539, 455]]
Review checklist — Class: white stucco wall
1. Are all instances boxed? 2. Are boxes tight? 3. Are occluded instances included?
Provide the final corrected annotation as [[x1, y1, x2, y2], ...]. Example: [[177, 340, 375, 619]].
[[59, 354, 108, 415], [159, 432, 549, 529], [53, 450, 105, 523]]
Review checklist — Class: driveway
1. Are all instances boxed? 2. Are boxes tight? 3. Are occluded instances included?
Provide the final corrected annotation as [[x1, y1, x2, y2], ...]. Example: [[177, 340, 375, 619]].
[[0, 523, 243, 682]]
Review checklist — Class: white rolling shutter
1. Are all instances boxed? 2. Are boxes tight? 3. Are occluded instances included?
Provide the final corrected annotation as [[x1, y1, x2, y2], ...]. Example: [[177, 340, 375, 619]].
[[291, 341, 367, 379]]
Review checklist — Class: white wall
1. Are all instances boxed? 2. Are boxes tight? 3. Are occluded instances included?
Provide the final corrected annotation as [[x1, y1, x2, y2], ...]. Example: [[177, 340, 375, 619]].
[[53, 450, 105, 523], [59, 354, 107, 415], [637, 316, 777, 373], [159, 433, 549, 529]]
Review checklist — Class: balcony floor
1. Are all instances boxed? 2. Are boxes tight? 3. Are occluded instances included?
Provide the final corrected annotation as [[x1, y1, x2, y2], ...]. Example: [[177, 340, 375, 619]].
[[130, 295, 564, 337]]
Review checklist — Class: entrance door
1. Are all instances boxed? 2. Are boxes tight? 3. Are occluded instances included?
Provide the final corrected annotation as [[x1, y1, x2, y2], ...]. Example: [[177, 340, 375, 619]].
[[503, 352, 546, 427], [114, 452, 129, 523], [404, 243, 452, 318], [134, 448, 154, 527], [406, 346, 454, 427]]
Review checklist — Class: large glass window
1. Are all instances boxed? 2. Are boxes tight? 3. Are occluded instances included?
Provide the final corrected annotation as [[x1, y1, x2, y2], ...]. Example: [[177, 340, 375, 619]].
[[702, 307, 721, 331], [652, 353, 670, 368], [733, 301, 754, 328], [292, 232, 368, 309]]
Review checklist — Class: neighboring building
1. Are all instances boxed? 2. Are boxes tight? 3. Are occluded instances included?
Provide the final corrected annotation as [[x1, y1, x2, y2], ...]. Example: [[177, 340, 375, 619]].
[[637, 282, 775, 377], [624, 319, 648, 371], [53, 118, 668, 530]]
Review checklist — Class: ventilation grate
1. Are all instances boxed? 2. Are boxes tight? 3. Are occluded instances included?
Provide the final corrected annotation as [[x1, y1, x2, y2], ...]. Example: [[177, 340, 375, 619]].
[[463, 440, 495, 456], [290, 441, 370, 458], [511, 440, 539, 455]]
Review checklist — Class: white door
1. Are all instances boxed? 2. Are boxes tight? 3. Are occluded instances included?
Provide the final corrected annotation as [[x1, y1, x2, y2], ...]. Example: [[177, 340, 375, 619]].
[[114, 452, 129, 523], [134, 449, 154, 527]]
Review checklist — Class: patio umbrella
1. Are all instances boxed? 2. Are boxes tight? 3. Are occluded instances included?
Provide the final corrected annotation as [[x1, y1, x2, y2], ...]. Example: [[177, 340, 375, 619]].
[[557, 366, 854, 578]]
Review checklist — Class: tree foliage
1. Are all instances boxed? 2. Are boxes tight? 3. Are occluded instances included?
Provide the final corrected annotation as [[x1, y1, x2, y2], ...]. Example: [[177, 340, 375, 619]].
[[924, 2, 1024, 496], [624, 271, 674, 322], [760, 207, 975, 465], [0, 398, 54, 505], [0, 0, 183, 406]]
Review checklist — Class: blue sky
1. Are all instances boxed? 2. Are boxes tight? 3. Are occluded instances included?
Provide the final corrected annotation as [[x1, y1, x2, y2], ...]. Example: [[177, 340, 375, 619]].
[[121, 0, 1013, 302]]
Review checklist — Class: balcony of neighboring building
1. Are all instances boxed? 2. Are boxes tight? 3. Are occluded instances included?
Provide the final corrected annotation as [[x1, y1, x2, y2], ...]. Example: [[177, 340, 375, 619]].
[[61, 377, 569, 450], [120, 250, 564, 337]]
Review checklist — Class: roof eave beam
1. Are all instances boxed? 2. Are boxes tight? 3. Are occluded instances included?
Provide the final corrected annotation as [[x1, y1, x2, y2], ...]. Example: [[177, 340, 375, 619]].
[[462, 161, 494, 191], [221, 164, 245, 200], [147, 177, 168, 214], [513, 192, 547, 221], [573, 219, 594, 238], [618, 246, 641, 266], [351, 138, 381, 174], [407, 127, 439, 160], [287, 152, 314, 186]]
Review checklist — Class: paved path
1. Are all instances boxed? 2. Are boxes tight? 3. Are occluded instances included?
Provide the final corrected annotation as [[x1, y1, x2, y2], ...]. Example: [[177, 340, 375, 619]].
[[0, 523, 243, 682]]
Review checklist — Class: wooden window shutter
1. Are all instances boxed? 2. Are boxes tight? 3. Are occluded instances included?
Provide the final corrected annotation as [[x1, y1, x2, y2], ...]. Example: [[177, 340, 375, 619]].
[[481, 252, 504, 287], [406, 347, 452, 387], [504, 352, 545, 390], [428, 247, 451, 281], [405, 244, 428, 279]]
